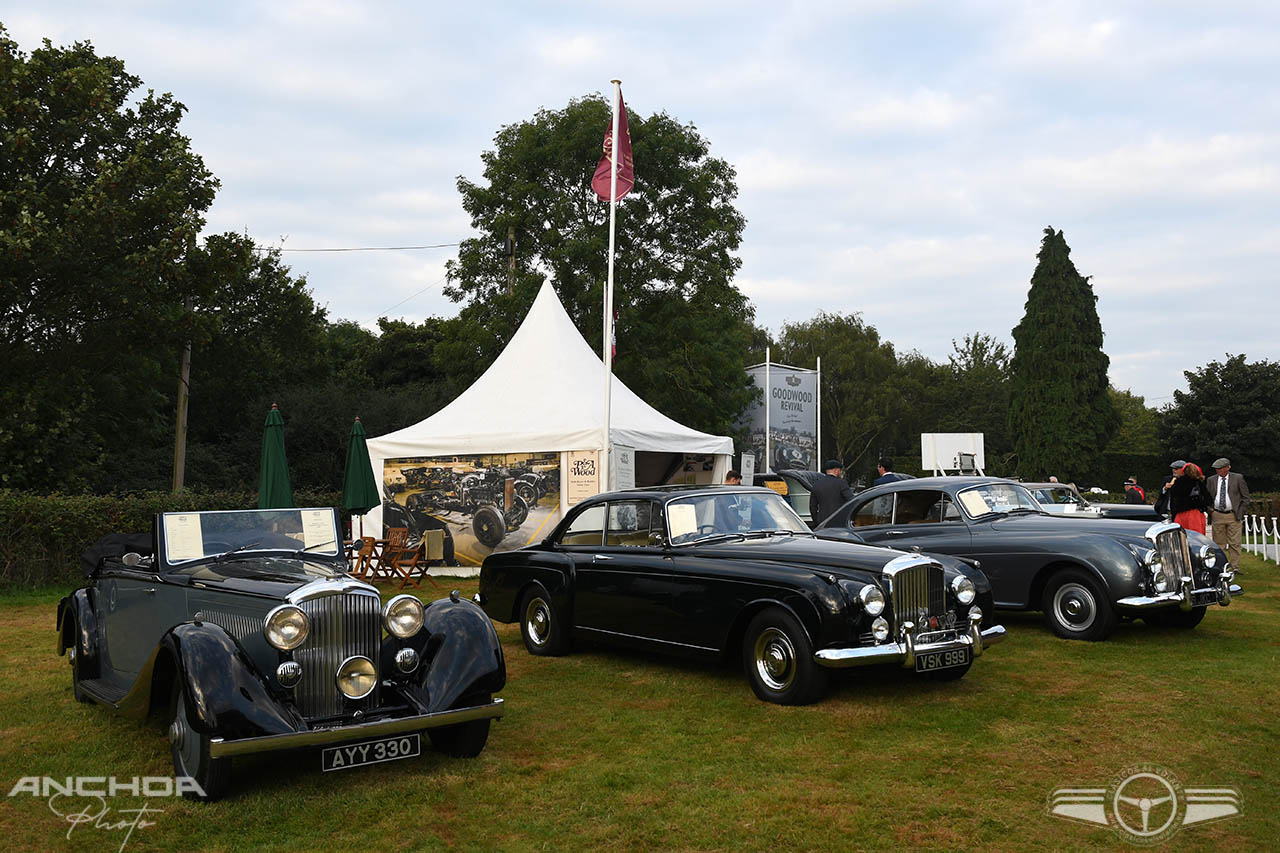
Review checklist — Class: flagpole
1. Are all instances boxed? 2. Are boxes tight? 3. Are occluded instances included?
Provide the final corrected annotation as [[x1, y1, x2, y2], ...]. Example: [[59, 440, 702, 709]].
[[602, 78, 621, 493]]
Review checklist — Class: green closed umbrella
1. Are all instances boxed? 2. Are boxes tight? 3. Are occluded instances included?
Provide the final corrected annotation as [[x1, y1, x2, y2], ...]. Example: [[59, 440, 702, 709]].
[[342, 417, 380, 536], [258, 403, 294, 509]]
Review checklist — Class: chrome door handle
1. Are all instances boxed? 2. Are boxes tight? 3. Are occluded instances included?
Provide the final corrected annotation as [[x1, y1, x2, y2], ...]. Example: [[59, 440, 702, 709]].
[[885, 530, 906, 536], [595, 555, 613, 561], [145, 588, 156, 595]]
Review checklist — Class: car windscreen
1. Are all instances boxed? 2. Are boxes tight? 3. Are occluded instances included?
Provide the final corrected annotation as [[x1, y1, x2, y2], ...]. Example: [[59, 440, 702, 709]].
[[665, 492, 810, 544], [954, 483, 1042, 517], [159, 508, 342, 566]]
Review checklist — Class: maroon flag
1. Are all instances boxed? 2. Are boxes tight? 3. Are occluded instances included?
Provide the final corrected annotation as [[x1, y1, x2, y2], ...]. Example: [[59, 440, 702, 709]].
[[592, 90, 634, 201]]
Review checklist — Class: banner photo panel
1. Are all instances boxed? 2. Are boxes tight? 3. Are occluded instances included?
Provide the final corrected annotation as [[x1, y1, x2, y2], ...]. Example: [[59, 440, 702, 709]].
[[744, 364, 819, 474], [381, 452, 561, 567]]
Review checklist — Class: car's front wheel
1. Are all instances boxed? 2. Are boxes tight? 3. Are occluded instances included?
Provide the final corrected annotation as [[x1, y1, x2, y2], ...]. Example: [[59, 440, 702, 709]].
[[742, 608, 827, 705], [519, 585, 569, 656], [1042, 569, 1117, 641], [473, 505, 505, 547], [427, 693, 493, 757], [169, 681, 231, 801], [67, 615, 92, 703], [1145, 606, 1207, 629]]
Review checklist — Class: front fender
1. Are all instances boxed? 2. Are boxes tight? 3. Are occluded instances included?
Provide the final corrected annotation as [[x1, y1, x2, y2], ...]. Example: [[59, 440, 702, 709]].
[[57, 590, 101, 678], [164, 621, 304, 739], [397, 597, 506, 713]]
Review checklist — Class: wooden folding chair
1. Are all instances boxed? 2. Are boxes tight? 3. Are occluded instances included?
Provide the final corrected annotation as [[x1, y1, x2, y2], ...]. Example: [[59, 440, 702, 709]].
[[349, 536, 376, 580], [398, 529, 444, 590], [378, 528, 424, 589]]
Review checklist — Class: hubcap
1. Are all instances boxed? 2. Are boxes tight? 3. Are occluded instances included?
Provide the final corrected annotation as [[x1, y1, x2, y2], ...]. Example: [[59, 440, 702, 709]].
[[1053, 583, 1097, 631], [753, 627, 796, 692], [525, 598, 550, 646], [171, 691, 200, 772]]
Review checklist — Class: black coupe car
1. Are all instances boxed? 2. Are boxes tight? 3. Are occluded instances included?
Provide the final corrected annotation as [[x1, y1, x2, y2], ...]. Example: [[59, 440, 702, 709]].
[[808, 477, 1242, 641], [58, 507, 506, 800], [476, 486, 1005, 705]]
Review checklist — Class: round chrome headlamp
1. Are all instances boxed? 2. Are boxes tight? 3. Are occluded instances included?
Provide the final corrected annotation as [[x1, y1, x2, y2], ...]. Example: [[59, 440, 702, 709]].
[[264, 605, 309, 651], [871, 616, 890, 642], [1142, 548, 1160, 568], [951, 575, 977, 606], [383, 595, 425, 639], [1152, 571, 1170, 594], [859, 584, 886, 617], [276, 660, 303, 688], [1198, 545, 1218, 570], [336, 655, 377, 699], [394, 647, 419, 674]]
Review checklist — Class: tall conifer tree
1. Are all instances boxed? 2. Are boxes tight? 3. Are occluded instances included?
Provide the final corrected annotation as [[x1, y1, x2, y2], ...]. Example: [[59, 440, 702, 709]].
[[1008, 228, 1119, 479]]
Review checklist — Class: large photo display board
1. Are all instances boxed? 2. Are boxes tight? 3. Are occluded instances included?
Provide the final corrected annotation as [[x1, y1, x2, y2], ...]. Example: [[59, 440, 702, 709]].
[[382, 451, 562, 567], [744, 363, 819, 473]]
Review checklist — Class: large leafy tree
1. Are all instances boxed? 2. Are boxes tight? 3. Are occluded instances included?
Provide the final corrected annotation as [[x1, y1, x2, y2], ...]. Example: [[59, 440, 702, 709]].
[[0, 29, 217, 489], [445, 94, 756, 439], [1008, 228, 1119, 480], [1160, 355, 1280, 489]]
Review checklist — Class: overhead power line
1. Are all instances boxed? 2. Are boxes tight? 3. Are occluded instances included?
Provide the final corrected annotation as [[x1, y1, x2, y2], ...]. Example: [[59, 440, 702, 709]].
[[254, 242, 461, 253]]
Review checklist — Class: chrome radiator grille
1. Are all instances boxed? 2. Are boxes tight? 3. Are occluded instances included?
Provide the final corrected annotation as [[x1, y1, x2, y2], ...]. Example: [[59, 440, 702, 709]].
[[294, 591, 382, 718], [1154, 525, 1192, 590], [888, 558, 946, 634]]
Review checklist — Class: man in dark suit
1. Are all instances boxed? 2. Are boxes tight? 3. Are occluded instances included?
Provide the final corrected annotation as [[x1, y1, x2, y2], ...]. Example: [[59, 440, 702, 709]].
[[809, 459, 853, 525], [1205, 457, 1251, 571]]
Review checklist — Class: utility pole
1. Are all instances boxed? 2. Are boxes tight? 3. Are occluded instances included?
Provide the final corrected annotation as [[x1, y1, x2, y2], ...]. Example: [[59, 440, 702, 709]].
[[171, 296, 192, 492]]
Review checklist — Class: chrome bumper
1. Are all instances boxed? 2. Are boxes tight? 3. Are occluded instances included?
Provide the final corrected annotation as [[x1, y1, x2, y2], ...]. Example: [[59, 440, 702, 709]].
[[209, 698, 504, 758], [814, 621, 1007, 670], [1116, 571, 1243, 612]]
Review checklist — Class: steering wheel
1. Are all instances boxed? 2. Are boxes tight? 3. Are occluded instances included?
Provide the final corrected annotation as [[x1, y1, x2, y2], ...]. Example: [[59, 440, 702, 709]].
[[203, 540, 234, 553], [697, 524, 719, 534]]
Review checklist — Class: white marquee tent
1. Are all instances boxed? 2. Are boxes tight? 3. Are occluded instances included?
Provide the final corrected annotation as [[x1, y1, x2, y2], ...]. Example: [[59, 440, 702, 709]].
[[357, 281, 733, 534]]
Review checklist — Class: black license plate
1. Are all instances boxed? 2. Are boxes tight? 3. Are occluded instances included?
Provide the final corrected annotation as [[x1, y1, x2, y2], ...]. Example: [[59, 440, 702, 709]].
[[1190, 590, 1218, 607], [915, 647, 971, 672], [321, 733, 421, 772]]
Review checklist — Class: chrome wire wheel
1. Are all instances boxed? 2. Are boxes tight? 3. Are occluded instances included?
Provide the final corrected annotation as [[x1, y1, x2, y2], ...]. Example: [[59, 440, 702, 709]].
[[524, 595, 552, 648], [1052, 582, 1097, 633], [753, 627, 797, 692]]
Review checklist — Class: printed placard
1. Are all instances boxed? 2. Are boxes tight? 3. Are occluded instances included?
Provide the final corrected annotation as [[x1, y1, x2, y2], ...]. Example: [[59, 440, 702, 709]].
[[565, 450, 600, 506], [301, 509, 334, 549], [165, 513, 204, 561]]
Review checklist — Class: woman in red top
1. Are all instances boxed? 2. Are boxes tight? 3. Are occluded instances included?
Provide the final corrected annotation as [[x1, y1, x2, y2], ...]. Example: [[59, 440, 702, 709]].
[[1166, 463, 1208, 534]]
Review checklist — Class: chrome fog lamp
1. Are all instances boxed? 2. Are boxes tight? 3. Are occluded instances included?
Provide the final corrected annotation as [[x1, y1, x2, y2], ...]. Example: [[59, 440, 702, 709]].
[[951, 576, 976, 606], [336, 656, 377, 699], [383, 594, 425, 639], [1198, 545, 1218, 570], [871, 616, 890, 643], [264, 605, 309, 651], [1152, 571, 1170, 594], [1143, 548, 1160, 568], [276, 660, 303, 688], [859, 584, 886, 617], [394, 647, 419, 674], [968, 606, 983, 625]]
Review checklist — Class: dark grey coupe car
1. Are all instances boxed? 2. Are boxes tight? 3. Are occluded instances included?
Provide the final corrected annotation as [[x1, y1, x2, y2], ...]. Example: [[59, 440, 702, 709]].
[[808, 477, 1241, 641], [58, 507, 506, 800], [477, 486, 1005, 705]]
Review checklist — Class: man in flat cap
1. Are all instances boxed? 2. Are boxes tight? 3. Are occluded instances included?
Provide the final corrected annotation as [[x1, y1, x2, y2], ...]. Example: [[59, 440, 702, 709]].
[[1205, 458, 1250, 571], [1123, 478, 1146, 504], [810, 459, 853, 525]]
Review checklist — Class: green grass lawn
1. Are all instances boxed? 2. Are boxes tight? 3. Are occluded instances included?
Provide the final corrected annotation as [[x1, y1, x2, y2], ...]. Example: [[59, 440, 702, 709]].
[[2, 558, 1277, 851]]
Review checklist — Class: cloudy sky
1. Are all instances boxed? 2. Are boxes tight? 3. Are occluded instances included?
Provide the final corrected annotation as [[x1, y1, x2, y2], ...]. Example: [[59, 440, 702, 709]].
[[7, 2, 1278, 404]]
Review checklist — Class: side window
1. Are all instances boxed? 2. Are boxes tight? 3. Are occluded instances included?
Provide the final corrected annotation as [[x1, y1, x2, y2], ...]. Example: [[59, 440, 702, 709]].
[[894, 490, 948, 524], [559, 505, 605, 546], [851, 496, 893, 527], [942, 497, 962, 521], [606, 501, 655, 546]]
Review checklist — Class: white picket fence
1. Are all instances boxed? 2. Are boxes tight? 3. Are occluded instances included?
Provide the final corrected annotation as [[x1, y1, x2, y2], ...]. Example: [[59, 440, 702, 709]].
[[1243, 515, 1279, 563]]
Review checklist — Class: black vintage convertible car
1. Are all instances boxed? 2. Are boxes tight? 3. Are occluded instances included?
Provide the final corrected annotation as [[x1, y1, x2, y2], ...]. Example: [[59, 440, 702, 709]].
[[58, 507, 505, 801], [477, 486, 1006, 705], [807, 477, 1242, 641]]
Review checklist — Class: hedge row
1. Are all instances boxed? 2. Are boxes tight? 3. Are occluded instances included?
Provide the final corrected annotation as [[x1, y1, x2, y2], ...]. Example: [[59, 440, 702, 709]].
[[0, 490, 342, 590]]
